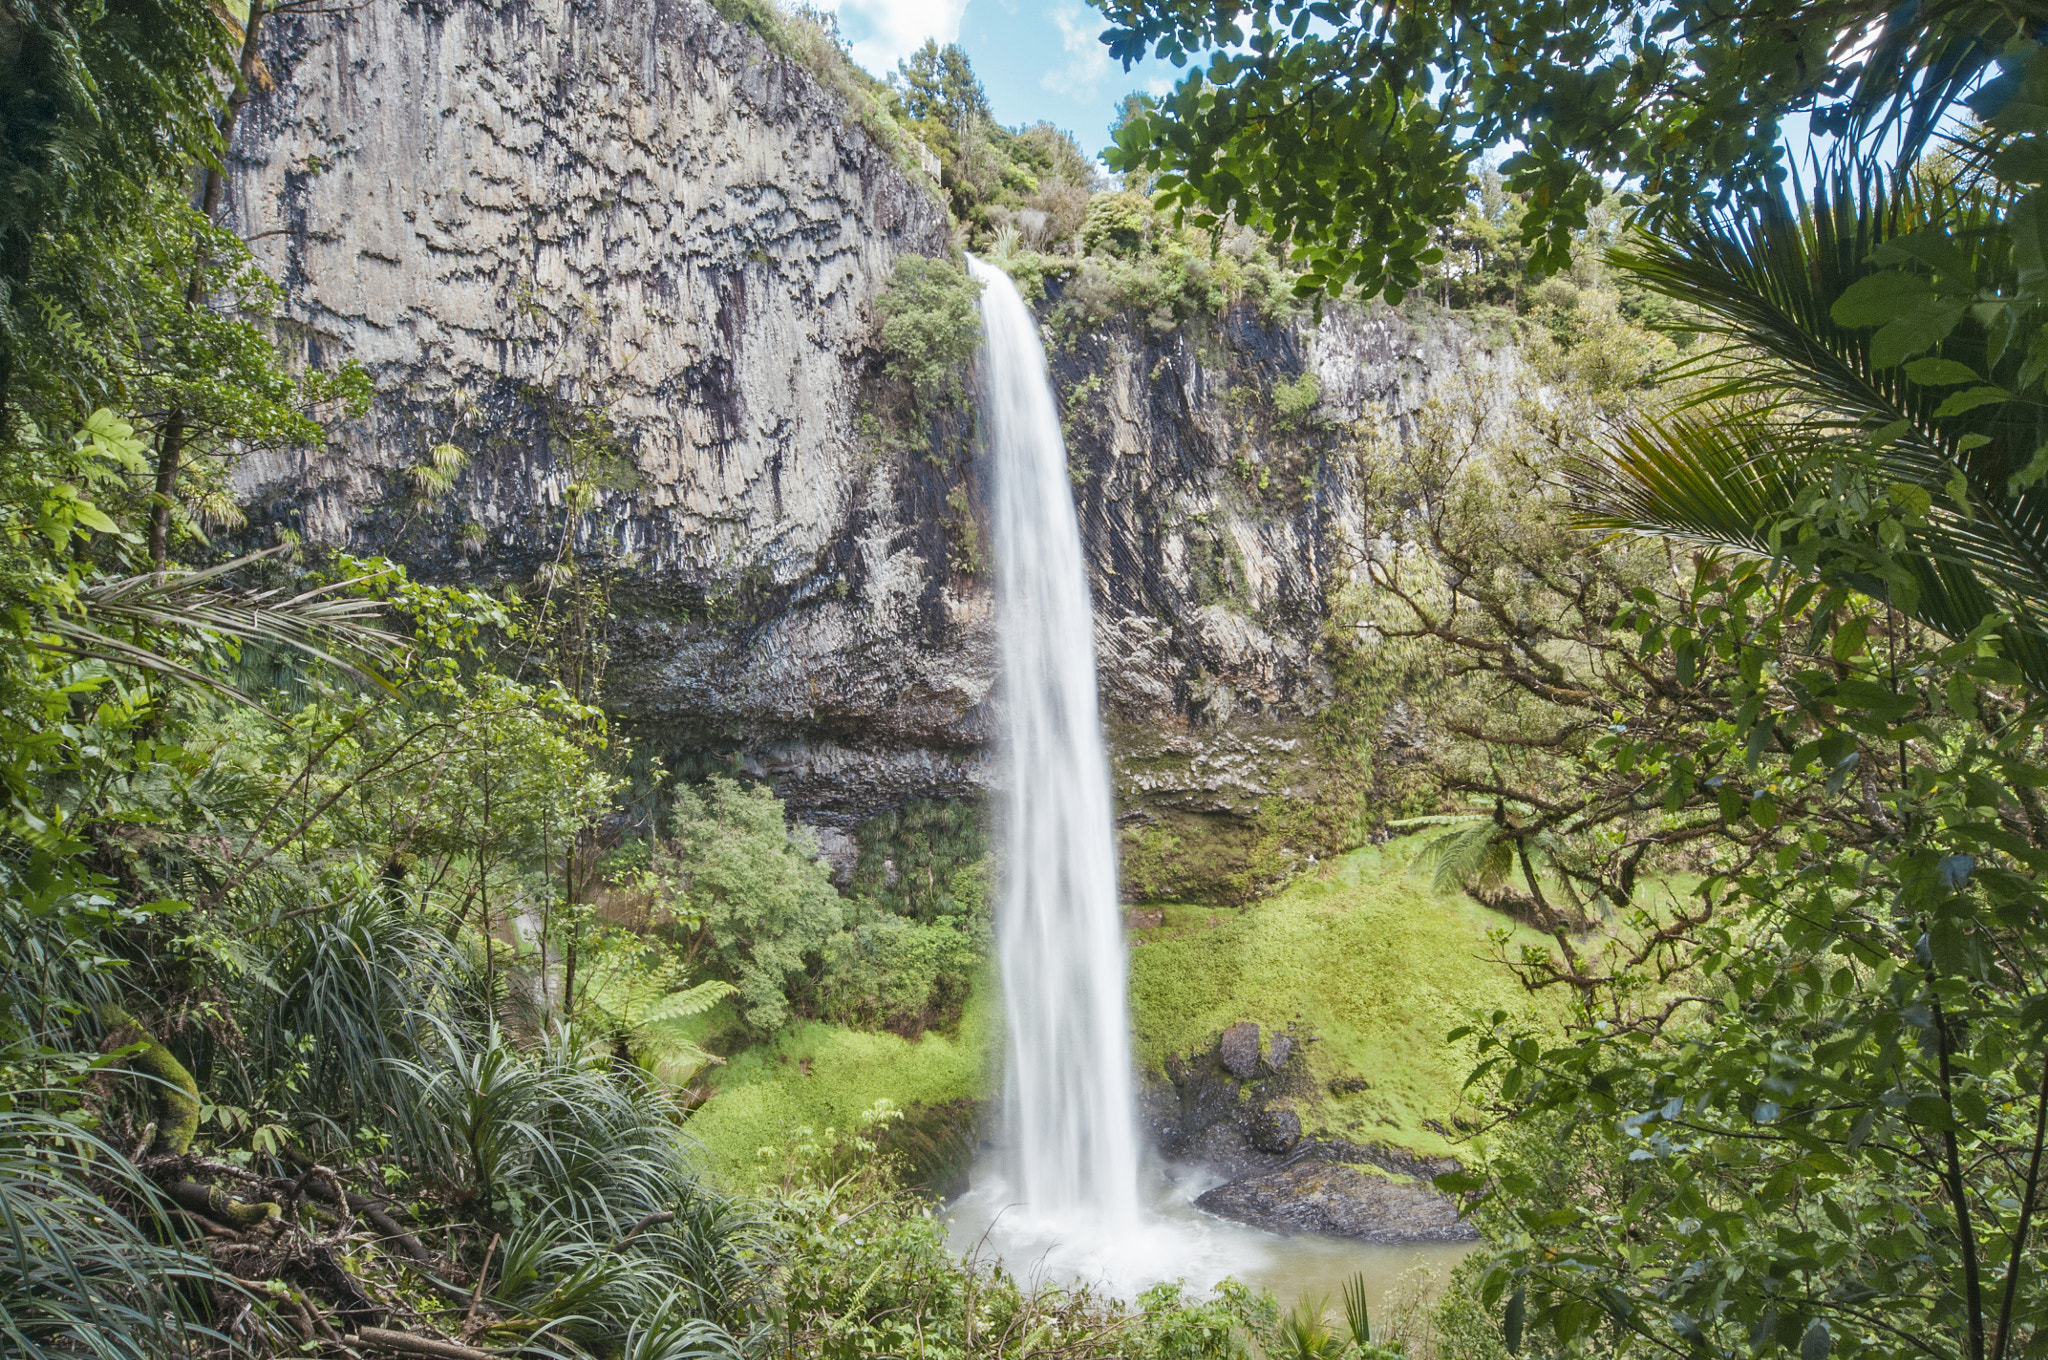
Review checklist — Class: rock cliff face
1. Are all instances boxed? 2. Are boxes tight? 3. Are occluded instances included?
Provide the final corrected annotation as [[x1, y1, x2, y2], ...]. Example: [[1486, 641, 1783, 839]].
[[227, 0, 983, 816], [225, 0, 1505, 878]]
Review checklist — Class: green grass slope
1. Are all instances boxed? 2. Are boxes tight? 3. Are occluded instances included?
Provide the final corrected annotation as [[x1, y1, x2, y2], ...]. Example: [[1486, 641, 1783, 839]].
[[1127, 839, 1556, 1161], [683, 982, 998, 1187]]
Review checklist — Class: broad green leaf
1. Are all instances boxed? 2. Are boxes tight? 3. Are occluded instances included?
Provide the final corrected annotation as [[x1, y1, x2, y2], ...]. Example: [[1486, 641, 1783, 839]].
[[1901, 358, 1981, 387], [1933, 386, 2011, 418], [1873, 232, 1973, 279], [1994, 134, 2048, 184], [1872, 300, 1968, 368], [2009, 443, 2048, 494], [1831, 270, 1933, 328], [2013, 190, 2048, 296]]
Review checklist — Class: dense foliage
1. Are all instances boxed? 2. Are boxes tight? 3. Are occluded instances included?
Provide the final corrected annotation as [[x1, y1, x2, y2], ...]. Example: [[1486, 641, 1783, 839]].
[[1282, 23, 2048, 1360], [1097, 3, 2029, 299], [0, 4, 1250, 1358]]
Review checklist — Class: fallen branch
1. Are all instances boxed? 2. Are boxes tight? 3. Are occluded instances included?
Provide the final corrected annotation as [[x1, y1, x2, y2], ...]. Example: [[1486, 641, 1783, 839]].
[[618, 1210, 674, 1246], [355, 1326, 499, 1360], [461, 1234, 498, 1342]]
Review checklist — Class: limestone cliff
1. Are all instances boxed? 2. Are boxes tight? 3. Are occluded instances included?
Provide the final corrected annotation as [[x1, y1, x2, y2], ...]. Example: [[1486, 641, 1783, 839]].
[[224, 0, 1504, 890]]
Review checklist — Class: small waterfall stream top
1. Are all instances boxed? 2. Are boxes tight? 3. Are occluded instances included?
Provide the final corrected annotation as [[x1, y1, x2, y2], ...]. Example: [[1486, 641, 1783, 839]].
[[970, 256, 1144, 1233]]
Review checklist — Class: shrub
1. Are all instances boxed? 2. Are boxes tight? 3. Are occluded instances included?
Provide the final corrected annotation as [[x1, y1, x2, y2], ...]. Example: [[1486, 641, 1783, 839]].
[[1082, 191, 1153, 257], [675, 777, 843, 1034], [848, 798, 987, 924], [818, 916, 980, 1035], [1271, 371, 1321, 427], [824, 799, 989, 1034], [876, 254, 985, 413]]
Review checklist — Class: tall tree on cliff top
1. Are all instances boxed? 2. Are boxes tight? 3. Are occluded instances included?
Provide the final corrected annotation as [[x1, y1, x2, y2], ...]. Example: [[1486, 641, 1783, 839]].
[[895, 37, 990, 152]]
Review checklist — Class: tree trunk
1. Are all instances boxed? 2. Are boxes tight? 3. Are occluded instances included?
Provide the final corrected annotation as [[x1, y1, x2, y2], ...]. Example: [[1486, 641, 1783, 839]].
[[148, 1, 268, 566]]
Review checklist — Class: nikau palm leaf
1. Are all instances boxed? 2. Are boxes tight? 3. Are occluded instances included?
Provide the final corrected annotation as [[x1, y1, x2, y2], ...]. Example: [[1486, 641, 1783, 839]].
[[1580, 166, 2048, 689], [34, 548, 404, 701]]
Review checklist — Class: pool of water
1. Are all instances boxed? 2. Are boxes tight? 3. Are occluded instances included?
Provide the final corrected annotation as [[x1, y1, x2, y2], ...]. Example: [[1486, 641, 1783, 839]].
[[945, 1159, 1476, 1314]]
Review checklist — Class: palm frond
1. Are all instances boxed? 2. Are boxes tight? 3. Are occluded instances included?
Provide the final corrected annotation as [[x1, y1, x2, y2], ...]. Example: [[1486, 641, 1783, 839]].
[[1577, 410, 2048, 690], [46, 548, 406, 698], [1395, 815, 1514, 897], [1574, 412, 1809, 558], [1590, 160, 2048, 687], [633, 982, 737, 1028]]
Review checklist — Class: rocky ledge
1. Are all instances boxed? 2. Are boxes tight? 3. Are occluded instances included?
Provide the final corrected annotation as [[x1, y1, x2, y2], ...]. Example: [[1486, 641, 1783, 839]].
[[1143, 1020, 1476, 1242], [1193, 1154, 1478, 1243]]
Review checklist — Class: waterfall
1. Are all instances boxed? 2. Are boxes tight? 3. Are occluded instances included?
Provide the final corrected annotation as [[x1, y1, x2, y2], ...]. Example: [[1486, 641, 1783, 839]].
[[971, 256, 1143, 1232]]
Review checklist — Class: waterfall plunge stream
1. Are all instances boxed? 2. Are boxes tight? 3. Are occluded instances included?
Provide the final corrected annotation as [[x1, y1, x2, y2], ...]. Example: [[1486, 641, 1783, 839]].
[[971, 256, 1143, 1234], [951, 259, 1474, 1302]]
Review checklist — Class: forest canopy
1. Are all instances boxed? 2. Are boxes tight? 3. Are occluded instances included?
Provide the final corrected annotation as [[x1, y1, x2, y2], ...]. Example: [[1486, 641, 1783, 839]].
[[1098, 2, 2031, 297]]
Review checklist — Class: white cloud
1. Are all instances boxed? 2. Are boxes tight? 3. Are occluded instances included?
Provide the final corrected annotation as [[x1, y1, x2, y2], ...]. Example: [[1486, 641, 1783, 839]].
[[816, 0, 970, 72], [1040, 3, 1111, 100]]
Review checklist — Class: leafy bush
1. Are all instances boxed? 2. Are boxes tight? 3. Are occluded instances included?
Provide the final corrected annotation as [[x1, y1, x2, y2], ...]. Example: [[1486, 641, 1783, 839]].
[[822, 798, 990, 1034], [876, 254, 985, 413], [1082, 191, 1153, 257], [1271, 371, 1321, 427], [675, 776, 843, 1033], [818, 916, 980, 1036], [849, 798, 987, 924]]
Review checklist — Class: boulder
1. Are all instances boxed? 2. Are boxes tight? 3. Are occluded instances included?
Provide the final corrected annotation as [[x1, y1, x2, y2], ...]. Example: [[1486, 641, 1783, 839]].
[[1194, 1159, 1479, 1242], [1217, 1022, 1261, 1080], [1249, 1105, 1302, 1153], [1265, 1034, 1293, 1072]]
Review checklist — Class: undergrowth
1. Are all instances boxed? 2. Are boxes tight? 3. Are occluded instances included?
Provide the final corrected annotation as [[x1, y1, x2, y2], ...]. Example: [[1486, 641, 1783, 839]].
[[683, 980, 997, 1187]]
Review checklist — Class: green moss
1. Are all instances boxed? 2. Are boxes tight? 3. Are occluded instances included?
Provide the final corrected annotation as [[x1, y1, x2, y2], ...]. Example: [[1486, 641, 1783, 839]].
[[1119, 784, 1362, 907], [1126, 839, 1558, 1161], [684, 980, 997, 1187], [99, 1005, 200, 1156], [688, 840, 1553, 1179]]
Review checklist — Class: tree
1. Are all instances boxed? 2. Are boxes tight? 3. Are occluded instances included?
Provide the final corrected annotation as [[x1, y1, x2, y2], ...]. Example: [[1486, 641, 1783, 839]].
[[895, 38, 989, 147], [676, 776, 842, 1034], [0, 0, 231, 419], [1097, 0, 2028, 298]]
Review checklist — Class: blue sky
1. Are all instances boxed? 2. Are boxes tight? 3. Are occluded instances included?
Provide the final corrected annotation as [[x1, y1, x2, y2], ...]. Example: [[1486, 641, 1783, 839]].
[[815, 0, 1180, 158]]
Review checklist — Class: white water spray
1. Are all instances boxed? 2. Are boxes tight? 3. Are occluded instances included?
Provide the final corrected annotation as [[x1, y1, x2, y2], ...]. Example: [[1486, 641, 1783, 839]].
[[972, 256, 1143, 1233]]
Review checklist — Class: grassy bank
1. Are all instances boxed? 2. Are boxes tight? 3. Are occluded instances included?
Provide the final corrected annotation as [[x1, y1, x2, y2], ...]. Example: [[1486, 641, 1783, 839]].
[[684, 837, 1550, 1182], [684, 982, 999, 1187], [1128, 839, 1555, 1161]]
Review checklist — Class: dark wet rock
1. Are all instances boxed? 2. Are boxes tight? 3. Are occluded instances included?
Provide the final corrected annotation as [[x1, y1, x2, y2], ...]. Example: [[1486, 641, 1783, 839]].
[[1266, 1034, 1293, 1072], [1249, 1105, 1301, 1153], [1218, 1021, 1261, 1080], [1195, 1159, 1478, 1242]]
